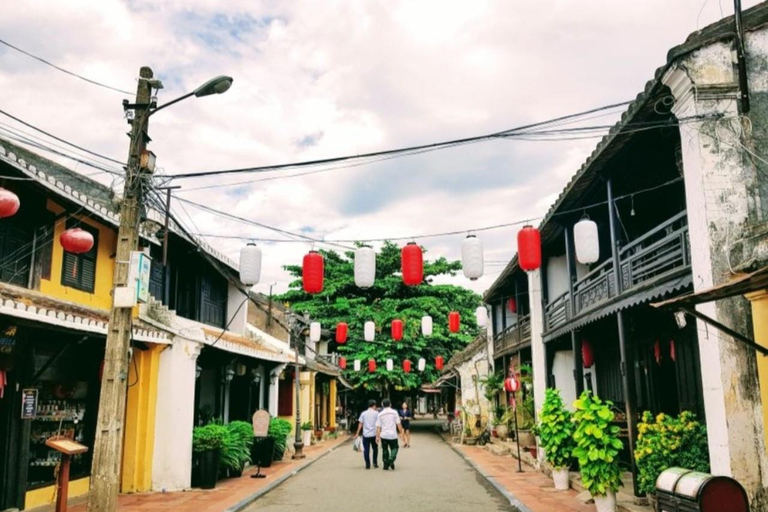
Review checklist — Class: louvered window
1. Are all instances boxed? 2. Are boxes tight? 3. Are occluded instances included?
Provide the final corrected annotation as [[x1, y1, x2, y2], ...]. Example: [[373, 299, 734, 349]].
[[60, 221, 98, 293]]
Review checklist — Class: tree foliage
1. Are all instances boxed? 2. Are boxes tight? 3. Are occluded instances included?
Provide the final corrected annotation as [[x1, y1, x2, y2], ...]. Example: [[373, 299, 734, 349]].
[[277, 242, 483, 390]]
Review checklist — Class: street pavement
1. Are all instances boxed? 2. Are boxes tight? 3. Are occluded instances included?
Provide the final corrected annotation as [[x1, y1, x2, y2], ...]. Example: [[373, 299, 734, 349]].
[[243, 419, 517, 512]]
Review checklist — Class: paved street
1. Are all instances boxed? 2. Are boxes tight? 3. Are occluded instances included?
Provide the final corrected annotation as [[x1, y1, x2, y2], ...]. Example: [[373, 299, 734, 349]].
[[243, 420, 516, 512]]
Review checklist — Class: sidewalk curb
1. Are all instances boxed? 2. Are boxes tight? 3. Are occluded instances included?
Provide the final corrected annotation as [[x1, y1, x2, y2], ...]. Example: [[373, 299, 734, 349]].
[[224, 438, 352, 512], [439, 433, 535, 512]]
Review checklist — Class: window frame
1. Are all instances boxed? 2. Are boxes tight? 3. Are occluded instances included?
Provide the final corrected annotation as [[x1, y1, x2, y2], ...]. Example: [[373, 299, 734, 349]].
[[60, 219, 99, 293]]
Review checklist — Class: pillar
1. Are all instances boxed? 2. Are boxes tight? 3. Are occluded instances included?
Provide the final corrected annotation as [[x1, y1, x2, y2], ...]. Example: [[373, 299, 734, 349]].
[[268, 364, 286, 417], [745, 290, 768, 457], [528, 269, 547, 420], [664, 57, 768, 505], [151, 338, 202, 491], [329, 379, 338, 429]]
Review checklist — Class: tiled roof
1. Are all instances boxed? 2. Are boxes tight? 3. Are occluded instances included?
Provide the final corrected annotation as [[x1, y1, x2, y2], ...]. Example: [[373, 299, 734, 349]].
[[201, 326, 295, 364], [484, 2, 768, 302], [443, 333, 487, 374]]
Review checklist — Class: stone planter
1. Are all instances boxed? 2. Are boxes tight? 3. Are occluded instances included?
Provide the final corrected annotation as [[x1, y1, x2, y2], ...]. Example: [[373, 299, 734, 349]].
[[301, 429, 313, 447], [517, 430, 536, 447], [496, 424, 509, 440], [464, 437, 479, 445], [593, 491, 617, 512], [552, 467, 570, 490]]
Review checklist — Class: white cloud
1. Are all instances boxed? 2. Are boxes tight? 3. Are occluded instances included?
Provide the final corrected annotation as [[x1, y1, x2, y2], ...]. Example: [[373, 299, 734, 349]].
[[0, 0, 759, 298]]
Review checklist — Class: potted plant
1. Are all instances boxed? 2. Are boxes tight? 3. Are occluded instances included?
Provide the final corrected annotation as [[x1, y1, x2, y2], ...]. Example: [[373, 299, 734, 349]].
[[222, 421, 253, 477], [301, 421, 313, 446], [572, 391, 624, 512], [634, 411, 709, 510], [538, 389, 575, 490], [192, 423, 227, 489], [268, 417, 293, 462]]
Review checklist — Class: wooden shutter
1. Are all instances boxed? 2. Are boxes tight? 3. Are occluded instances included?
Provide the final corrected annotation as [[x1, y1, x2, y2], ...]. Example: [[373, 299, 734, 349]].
[[278, 377, 293, 416], [60, 221, 98, 293]]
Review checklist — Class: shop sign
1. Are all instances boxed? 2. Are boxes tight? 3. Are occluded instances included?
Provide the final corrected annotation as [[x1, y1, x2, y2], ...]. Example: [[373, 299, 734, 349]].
[[0, 325, 17, 354], [129, 251, 152, 303], [21, 388, 38, 419]]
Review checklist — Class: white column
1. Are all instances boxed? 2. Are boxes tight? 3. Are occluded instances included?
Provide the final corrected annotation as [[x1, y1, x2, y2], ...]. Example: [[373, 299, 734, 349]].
[[152, 337, 202, 491], [664, 58, 768, 502], [527, 269, 546, 417], [268, 364, 286, 417], [257, 365, 266, 410]]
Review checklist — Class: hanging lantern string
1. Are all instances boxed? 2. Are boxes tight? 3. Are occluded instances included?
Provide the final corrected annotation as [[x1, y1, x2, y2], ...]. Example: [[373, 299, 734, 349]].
[[183, 176, 683, 245]]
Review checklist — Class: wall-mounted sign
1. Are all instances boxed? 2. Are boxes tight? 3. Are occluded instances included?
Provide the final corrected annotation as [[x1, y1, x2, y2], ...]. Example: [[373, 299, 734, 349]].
[[21, 388, 38, 419], [0, 325, 18, 354]]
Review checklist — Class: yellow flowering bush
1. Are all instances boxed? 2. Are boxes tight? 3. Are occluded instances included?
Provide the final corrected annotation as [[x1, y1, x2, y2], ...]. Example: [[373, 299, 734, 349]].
[[634, 410, 709, 494]]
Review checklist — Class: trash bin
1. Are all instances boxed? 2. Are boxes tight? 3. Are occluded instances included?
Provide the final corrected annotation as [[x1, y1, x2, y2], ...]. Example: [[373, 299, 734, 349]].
[[656, 467, 749, 512], [251, 437, 276, 468]]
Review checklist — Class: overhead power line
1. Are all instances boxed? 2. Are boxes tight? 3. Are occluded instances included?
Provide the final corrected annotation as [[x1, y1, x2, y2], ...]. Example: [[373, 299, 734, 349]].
[[0, 38, 134, 95]]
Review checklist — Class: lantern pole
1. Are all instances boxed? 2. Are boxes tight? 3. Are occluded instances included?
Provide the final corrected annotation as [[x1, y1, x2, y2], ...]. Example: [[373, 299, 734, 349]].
[[290, 313, 306, 459], [511, 387, 523, 473], [564, 227, 585, 396]]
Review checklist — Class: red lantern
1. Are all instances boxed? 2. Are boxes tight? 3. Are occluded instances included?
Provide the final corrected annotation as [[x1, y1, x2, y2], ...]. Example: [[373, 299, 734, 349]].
[[507, 298, 517, 313], [339, 357, 347, 370], [582, 339, 594, 368], [60, 228, 94, 254], [435, 356, 444, 370], [336, 322, 348, 344], [403, 360, 412, 373], [670, 339, 677, 363], [518, 225, 541, 271], [504, 376, 520, 393], [391, 319, 404, 341], [401, 242, 423, 286], [448, 311, 460, 333], [0, 188, 20, 218], [302, 250, 324, 293], [368, 359, 376, 372], [654, 340, 661, 365]]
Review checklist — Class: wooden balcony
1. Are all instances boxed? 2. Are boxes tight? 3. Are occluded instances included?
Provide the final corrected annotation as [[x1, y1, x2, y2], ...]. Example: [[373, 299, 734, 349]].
[[493, 314, 531, 357], [545, 211, 690, 333]]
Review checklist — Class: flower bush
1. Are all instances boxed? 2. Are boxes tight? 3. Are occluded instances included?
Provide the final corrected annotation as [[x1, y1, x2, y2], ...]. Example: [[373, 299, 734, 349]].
[[538, 388, 574, 469], [634, 410, 709, 495], [572, 391, 624, 497]]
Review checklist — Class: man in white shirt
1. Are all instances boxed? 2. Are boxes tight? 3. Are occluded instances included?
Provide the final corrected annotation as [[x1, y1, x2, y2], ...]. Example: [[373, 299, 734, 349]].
[[356, 399, 379, 469], [375, 398, 404, 470]]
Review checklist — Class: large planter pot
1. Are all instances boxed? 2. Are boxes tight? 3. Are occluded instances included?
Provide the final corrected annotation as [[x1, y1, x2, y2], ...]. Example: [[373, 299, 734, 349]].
[[593, 491, 617, 512], [648, 493, 658, 512], [252, 437, 276, 468], [552, 467, 570, 490], [496, 424, 509, 440], [302, 430, 313, 447], [198, 448, 220, 489], [464, 437, 479, 446], [517, 430, 536, 447], [314, 430, 323, 441]]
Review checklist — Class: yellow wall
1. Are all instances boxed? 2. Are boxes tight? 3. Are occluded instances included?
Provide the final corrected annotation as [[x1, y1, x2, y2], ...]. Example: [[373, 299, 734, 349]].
[[39, 199, 116, 310], [299, 371, 314, 426], [25, 477, 90, 509], [122, 344, 163, 493], [746, 289, 768, 455], [329, 379, 337, 429]]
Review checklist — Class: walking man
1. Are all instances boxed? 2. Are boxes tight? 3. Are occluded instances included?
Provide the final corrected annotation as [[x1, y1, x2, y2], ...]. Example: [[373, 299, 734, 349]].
[[376, 398, 404, 470], [356, 399, 379, 469]]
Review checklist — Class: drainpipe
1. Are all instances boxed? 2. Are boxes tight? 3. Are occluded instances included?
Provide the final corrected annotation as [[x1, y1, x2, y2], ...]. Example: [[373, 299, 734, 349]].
[[734, 0, 750, 113], [607, 178, 641, 498]]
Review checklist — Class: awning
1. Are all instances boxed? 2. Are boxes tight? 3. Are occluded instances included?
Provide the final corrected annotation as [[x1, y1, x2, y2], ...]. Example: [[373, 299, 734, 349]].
[[544, 272, 692, 342], [651, 266, 768, 356]]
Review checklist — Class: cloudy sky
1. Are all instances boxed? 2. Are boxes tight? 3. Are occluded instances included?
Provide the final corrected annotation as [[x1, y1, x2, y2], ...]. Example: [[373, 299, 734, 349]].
[[0, 0, 760, 296]]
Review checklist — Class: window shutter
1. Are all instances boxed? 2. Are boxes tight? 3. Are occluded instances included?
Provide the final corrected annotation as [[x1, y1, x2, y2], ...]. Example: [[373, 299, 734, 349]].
[[60, 220, 98, 292]]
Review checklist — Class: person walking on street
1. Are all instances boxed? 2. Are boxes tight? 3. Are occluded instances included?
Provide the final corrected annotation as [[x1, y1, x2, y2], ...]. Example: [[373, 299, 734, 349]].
[[399, 401, 413, 448], [356, 399, 379, 469], [376, 398, 404, 470]]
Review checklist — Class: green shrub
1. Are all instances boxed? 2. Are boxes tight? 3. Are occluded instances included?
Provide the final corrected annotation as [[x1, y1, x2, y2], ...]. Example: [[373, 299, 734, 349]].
[[634, 411, 709, 495], [538, 388, 575, 469], [192, 423, 228, 453], [269, 417, 293, 459], [301, 421, 313, 431], [220, 427, 250, 472], [572, 391, 624, 497], [228, 421, 255, 449]]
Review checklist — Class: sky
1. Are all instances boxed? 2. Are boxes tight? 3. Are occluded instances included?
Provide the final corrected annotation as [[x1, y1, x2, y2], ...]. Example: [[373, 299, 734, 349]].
[[0, 0, 761, 296]]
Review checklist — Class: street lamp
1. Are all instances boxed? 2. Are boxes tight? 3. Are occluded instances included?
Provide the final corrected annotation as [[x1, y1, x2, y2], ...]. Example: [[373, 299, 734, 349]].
[[149, 75, 234, 116]]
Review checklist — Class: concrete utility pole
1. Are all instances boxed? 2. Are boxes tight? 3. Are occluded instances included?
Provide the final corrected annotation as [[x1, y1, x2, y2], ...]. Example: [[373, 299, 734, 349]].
[[87, 66, 153, 512]]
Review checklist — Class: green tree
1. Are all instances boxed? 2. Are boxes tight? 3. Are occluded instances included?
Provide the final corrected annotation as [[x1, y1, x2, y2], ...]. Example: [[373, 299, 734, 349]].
[[277, 242, 482, 390]]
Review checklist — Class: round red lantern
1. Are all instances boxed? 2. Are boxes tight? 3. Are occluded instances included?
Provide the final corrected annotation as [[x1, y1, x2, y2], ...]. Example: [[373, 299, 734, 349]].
[[336, 322, 348, 344], [391, 319, 404, 341], [582, 339, 594, 368], [401, 242, 423, 286], [339, 357, 347, 370], [504, 376, 520, 393], [0, 188, 20, 218], [435, 355, 444, 371], [403, 360, 412, 373], [518, 225, 541, 271], [368, 359, 376, 372], [507, 298, 517, 313], [448, 311, 460, 333], [60, 227, 94, 254], [302, 250, 324, 294]]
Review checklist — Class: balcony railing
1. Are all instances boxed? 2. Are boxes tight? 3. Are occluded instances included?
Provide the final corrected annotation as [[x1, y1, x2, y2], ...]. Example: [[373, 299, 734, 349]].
[[545, 211, 690, 332], [493, 314, 531, 356]]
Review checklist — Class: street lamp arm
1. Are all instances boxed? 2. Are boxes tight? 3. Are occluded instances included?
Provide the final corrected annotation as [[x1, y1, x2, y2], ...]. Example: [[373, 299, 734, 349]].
[[148, 91, 194, 117], [149, 75, 233, 117]]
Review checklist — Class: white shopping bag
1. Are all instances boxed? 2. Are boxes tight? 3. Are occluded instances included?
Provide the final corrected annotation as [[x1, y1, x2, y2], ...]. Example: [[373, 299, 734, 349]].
[[353, 436, 362, 452]]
